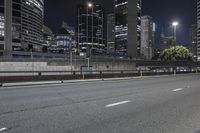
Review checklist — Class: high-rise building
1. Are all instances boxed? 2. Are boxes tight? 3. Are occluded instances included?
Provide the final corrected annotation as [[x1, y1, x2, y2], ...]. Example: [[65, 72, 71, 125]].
[[160, 31, 175, 51], [140, 16, 153, 60], [107, 13, 115, 51], [0, 0, 44, 56], [61, 21, 76, 48], [56, 26, 72, 54], [152, 22, 156, 56], [42, 25, 54, 52], [189, 24, 197, 59], [115, 0, 141, 58], [21, 0, 44, 52], [197, 0, 200, 60], [77, 2, 105, 55]]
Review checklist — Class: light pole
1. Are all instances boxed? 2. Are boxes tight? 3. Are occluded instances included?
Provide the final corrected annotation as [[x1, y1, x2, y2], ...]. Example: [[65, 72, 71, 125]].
[[172, 21, 179, 43], [172, 21, 179, 67], [86, 2, 93, 71]]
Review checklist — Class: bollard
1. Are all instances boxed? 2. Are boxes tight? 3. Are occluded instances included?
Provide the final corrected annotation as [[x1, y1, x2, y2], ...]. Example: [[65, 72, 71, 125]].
[[140, 71, 143, 77], [73, 72, 76, 75], [174, 70, 176, 76], [100, 71, 103, 79], [38, 72, 42, 76], [196, 69, 198, 74], [82, 73, 85, 80]]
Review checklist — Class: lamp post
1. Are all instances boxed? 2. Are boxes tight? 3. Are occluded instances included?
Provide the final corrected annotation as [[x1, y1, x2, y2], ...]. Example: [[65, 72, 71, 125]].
[[172, 21, 179, 43], [86, 2, 93, 71], [172, 21, 179, 67]]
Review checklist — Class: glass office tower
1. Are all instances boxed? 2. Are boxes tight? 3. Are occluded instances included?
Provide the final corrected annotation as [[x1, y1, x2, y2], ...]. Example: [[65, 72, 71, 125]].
[[0, 0, 44, 56], [115, 0, 141, 58], [77, 3, 105, 55]]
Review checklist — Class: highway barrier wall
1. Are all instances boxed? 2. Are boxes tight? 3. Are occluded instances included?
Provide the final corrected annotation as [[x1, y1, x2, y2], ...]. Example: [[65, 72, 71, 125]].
[[0, 58, 136, 72]]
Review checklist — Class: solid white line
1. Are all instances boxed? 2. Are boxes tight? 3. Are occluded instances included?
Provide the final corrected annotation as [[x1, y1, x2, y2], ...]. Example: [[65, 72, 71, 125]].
[[106, 100, 131, 107], [173, 88, 183, 92], [0, 127, 8, 132]]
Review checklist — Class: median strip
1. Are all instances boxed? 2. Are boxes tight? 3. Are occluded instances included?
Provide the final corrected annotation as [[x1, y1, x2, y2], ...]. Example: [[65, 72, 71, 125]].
[[106, 100, 131, 108]]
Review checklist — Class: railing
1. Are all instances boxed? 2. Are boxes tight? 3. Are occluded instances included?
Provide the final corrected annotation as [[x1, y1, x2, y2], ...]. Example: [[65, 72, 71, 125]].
[[0, 69, 199, 83]]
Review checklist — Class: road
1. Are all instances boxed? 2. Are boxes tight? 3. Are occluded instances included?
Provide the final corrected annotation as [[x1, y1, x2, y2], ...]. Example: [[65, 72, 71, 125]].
[[1, 74, 200, 133]]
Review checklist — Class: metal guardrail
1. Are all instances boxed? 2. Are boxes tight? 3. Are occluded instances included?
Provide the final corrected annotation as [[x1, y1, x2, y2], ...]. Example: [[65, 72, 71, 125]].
[[0, 70, 139, 76], [0, 67, 199, 83]]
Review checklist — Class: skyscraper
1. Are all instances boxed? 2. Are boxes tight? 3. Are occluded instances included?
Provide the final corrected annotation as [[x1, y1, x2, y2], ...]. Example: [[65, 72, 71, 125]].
[[197, 0, 200, 61], [189, 24, 197, 60], [21, 0, 44, 52], [42, 25, 54, 50], [141, 16, 153, 60], [61, 21, 76, 48], [77, 2, 105, 55], [0, 0, 44, 56], [115, 0, 141, 58], [107, 13, 115, 51], [160, 30, 175, 52]]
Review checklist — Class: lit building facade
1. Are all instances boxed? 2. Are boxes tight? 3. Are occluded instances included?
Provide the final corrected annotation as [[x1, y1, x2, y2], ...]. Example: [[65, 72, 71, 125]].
[[160, 31, 175, 52], [141, 16, 153, 60], [0, 0, 44, 56], [56, 27, 72, 54], [61, 21, 76, 48], [197, 0, 200, 60], [115, 0, 141, 58], [77, 3, 105, 54], [107, 13, 115, 51], [42, 25, 54, 52], [21, 0, 44, 52], [189, 24, 197, 60]]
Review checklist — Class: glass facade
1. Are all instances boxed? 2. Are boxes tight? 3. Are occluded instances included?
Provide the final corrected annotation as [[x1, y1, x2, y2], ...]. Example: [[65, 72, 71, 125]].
[[0, 0, 44, 55], [21, 0, 44, 52], [197, 0, 200, 60], [12, 0, 21, 48], [77, 3, 105, 54], [0, 0, 22, 53], [0, 0, 4, 53], [55, 27, 72, 54], [115, 0, 141, 56]]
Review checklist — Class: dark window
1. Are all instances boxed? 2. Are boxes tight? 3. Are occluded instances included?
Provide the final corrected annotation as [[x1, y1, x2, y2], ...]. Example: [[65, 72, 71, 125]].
[[0, 0, 4, 6], [0, 36, 4, 41], [13, 3, 21, 10], [12, 0, 21, 4], [12, 11, 21, 17], [0, 7, 4, 13], [0, 44, 4, 50]]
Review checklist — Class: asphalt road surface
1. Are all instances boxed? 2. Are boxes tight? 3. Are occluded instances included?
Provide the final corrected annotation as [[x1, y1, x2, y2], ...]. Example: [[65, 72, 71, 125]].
[[1, 74, 200, 133]]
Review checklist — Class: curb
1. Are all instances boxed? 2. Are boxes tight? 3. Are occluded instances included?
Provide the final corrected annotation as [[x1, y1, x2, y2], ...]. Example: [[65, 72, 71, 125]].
[[0, 73, 197, 88]]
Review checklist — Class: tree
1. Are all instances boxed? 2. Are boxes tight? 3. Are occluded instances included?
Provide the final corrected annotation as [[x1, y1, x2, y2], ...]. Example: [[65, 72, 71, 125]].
[[160, 46, 193, 61]]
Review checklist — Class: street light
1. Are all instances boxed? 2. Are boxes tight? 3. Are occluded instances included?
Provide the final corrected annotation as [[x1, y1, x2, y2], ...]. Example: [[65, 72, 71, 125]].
[[88, 3, 93, 8], [172, 21, 179, 62], [172, 21, 179, 43], [86, 2, 93, 71]]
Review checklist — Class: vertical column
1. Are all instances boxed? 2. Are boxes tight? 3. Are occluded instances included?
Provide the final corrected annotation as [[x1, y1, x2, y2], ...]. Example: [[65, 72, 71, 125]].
[[128, 0, 138, 58], [4, 0, 12, 56]]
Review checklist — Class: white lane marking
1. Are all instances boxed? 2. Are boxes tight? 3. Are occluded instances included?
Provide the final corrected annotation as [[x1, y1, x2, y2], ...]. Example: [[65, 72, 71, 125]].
[[0, 127, 8, 132], [173, 88, 183, 92], [106, 100, 131, 107]]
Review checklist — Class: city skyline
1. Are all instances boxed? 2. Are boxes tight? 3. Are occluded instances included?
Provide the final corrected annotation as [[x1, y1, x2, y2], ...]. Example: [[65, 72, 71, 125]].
[[44, 0, 196, 47]]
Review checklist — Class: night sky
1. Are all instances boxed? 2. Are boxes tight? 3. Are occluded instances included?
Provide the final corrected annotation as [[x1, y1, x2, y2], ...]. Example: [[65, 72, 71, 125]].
[[44, 0, 197, 47]]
